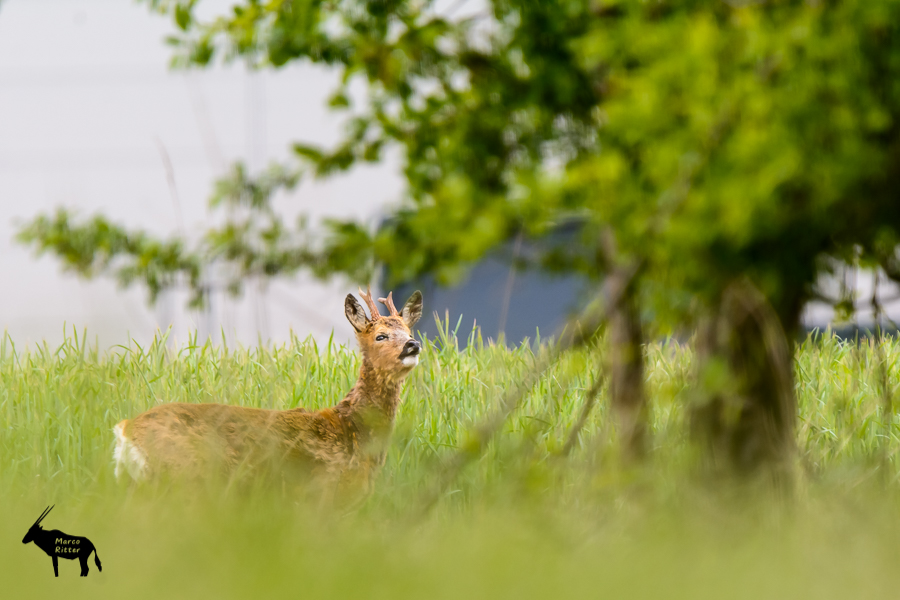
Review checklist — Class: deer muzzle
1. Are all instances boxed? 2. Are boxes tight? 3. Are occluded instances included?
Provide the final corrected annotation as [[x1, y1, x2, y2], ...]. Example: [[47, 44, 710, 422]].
[[399, 339, 421, 363]]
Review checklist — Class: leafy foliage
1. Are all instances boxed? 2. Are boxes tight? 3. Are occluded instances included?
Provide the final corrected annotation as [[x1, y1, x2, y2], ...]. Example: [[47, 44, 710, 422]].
[[17, 0, 900, 339], [18, 209, 204, 305]]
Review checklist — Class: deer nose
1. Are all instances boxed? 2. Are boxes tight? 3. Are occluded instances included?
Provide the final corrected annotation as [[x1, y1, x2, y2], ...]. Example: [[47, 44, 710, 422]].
[[403, 339, 421, 355]]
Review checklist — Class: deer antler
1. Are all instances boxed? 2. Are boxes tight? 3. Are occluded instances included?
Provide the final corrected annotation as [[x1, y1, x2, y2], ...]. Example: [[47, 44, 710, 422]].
[[378, 292, 400, 317], [358, 286, 382, 321]]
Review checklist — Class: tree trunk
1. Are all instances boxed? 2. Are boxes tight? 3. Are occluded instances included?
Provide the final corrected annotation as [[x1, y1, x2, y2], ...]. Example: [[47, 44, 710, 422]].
[[597, 227, 649, 463], [608, 283, 648, 462], [691, 279, 797, 483]]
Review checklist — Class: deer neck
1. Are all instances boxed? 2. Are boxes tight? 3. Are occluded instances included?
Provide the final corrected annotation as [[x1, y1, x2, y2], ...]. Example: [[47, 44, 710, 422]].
[[345, 360, 405, 429]]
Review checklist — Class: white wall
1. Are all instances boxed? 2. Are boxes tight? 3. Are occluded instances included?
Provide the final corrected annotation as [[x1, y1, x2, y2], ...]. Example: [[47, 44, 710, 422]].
[[0, 0, 403, 348]]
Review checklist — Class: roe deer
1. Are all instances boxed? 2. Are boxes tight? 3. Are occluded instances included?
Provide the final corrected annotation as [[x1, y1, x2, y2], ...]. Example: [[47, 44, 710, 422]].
[[113, 288, 423, 501], [22, 505, 102, 577]]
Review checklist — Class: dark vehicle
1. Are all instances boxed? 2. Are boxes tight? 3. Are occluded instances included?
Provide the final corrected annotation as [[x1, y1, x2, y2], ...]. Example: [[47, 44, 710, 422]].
[[22, 505, 102, 577]]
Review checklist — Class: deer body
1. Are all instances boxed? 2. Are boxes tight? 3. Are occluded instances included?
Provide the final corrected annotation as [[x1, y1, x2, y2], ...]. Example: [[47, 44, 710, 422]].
[[113, 289, 423, 499]]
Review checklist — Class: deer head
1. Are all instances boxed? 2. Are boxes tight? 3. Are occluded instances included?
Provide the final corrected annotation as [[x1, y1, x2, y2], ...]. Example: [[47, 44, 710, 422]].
[[22, 505, 53, 544], [345, 287, 423, 374]]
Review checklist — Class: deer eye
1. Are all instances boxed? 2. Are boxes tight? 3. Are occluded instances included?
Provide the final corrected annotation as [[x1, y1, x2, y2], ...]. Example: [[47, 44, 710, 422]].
[[375, 334, 388, 341]]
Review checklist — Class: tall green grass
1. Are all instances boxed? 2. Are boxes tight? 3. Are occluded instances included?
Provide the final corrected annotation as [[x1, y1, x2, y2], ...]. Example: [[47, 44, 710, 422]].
[[2, 325, 900, 598]]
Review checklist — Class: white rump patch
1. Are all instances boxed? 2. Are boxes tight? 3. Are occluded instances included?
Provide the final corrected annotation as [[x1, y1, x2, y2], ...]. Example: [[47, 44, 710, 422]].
[[402, 355, 419, 367], [113, 421, 147, 480]]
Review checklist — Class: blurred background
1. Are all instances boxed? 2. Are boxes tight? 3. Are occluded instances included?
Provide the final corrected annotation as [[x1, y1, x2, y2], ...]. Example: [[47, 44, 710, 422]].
[[2, 0, 899, 349], [0, 0, 401, 347]]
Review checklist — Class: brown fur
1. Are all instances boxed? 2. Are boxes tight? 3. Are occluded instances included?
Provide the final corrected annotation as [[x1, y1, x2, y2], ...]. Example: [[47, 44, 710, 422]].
[[114, 289, 423, 501]]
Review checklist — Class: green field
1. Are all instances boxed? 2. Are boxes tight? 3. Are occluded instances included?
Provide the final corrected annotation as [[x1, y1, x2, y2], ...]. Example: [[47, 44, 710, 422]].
[[3, 324, 900, 598]]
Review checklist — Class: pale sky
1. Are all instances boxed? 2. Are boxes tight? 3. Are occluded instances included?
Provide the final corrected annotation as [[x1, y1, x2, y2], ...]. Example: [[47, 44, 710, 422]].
[[0, 0, 403, 348]]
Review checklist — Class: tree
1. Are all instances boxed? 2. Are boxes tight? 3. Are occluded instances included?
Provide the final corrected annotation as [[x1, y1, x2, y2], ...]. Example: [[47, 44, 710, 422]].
[[18, 0, 900, 478]]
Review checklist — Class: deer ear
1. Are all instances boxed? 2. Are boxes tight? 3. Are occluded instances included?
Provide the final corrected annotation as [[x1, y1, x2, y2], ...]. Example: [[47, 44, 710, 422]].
[[345, 294, 369, 332], [401, 291, 423, 329]]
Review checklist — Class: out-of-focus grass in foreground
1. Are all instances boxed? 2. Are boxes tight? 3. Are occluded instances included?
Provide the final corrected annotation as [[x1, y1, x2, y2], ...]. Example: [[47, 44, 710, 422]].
[[2, 325, 900, 598]]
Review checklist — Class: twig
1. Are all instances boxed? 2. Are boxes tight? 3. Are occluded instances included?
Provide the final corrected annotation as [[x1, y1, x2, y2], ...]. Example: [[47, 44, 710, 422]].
[[497, 230, 524, 338], [415, 266, 633, 515], [871, 270, 894, 481], [153, 138, 187, 237], [560, 366, 606, 457]]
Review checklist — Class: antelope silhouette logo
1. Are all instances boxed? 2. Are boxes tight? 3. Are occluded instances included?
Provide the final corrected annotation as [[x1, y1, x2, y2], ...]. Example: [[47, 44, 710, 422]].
[[22, 505, 102, 577]]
